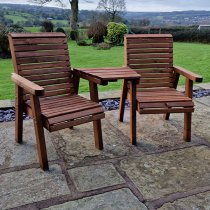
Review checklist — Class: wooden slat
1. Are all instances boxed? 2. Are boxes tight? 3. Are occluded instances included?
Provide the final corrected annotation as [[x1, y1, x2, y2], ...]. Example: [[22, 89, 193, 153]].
[[166, 101, 194, 107], [128, 53, 173, 59], [134, 69, 173, 73], [44, 88, 72, 97], [127, 43, 173, 49], [10, 32, 66, 38], [47, 107, 104, 125], [138, 73, 173, 78], [35, 78, 72, 86], [19, 61, 69, 71], [140, 102, 167, 109], [40, 97, 87, 111], [13, 38, 66, 45], [25, 72, 71, 81], [127, 48, 173, 54], [17, 55, 69, 65], [44, 83, 73, 92], [40, 95, 82, 106], [136, 87, 173, 92], [127, 38, 172, 44], [14, 44, 67, 52], [46, 103, 101, 119], [140, 108, 194, 114], [140, 78, 173, 83], [128, 58, 172, 64], [125, 34, 172, 38], [129, 63, 173, 69], [43, 100, 98, 115], [16, 49, 69, 58], [20, 67, 71, 76], [138, 83, 173, 88], [49, 113, 105, 132], [137, 97, 191, 103]]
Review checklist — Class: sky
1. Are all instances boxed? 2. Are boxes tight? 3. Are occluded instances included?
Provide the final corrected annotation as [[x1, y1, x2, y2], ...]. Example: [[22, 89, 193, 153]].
[[1, 0, 210, 12]]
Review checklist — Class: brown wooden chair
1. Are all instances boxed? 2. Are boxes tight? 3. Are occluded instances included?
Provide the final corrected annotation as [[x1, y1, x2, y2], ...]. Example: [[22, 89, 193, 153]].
[[119, 34, 203, 142], [9, 33, 105, 170]]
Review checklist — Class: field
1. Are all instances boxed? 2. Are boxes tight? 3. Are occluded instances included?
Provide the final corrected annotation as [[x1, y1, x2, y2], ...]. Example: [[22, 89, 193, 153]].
[[5, 14, 27, 23], [0, 41, 210, 100], [24, 27, 42, 32]]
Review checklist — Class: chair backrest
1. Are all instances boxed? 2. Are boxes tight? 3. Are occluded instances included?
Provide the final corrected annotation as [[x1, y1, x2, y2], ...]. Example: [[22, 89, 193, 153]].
[[8, 33, 74, 99], [124, 34, 174, 90]]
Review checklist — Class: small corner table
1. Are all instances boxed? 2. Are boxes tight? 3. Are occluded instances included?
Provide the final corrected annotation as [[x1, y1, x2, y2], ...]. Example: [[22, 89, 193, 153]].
[[74, 67, 140, 145]]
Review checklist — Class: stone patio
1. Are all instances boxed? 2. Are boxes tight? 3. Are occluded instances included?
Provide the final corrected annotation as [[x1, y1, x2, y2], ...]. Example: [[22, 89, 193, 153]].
[[0, 85, 210, 210]]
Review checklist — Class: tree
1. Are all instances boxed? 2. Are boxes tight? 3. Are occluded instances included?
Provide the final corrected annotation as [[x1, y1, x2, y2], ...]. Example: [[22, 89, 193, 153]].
[[87, 22, 107, 43], [29, 0, 78, 31], [97, 0, 126, 22]]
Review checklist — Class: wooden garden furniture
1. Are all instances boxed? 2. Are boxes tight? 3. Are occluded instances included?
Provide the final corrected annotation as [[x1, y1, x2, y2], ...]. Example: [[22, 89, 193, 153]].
[[119, 34, 203, 142], [73, 67, 140, 145], [9, 33, 105, 170]]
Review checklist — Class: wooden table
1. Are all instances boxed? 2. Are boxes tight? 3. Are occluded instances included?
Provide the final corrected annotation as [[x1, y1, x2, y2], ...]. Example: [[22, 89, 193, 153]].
[[74, 67, 140, 145]]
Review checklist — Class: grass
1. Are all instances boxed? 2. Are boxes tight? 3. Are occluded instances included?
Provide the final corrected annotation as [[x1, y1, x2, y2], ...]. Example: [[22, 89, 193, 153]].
[[24, 27, 41, 32], [51, 19, 68, 26], [0, 41, 210, 100], [5, 14, 27, 23]]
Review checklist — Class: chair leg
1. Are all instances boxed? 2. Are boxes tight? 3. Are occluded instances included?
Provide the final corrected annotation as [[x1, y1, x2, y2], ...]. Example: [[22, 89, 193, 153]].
[[15, 86, 23, 143], [33, 119, 49, 170], [93, 120, 103, 150], [119, 80, 128, 122], [184, 112, 192, 142], [30, 95, 49, 170], [164, 113, 170, 120]]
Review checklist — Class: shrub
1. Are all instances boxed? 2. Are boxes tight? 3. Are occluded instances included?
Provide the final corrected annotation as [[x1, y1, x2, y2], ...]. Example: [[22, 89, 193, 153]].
[[41, 21, 54, 32], [87, 22, 107, 44], [0, 24, 25, 58], [107, 22, 128, 45], [77, 40, 88, 46], [70, 30, 78, 40], [77, 30, 88, 42], [96, 42, 111, 50], [55, 27, 66, 34]]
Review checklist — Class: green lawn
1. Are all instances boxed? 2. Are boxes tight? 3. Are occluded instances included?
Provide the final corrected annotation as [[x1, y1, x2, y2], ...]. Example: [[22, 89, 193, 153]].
[[0, 41, 210, 100]]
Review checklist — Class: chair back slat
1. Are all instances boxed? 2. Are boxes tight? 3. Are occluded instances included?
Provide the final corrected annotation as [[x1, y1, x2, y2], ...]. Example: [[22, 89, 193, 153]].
[[8, 32, 74, 99], [125, 34, 174, 90]]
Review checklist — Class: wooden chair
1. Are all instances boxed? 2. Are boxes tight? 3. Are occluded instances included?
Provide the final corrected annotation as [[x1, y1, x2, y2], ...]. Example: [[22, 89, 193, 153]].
[[119, 34, 203, 142], [9, 33, 105, 170]]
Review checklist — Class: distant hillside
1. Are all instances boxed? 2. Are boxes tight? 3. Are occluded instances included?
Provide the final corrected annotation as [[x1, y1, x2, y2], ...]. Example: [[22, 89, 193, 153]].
[[125, 10, 210, 26], [1, 3, 210, 27]]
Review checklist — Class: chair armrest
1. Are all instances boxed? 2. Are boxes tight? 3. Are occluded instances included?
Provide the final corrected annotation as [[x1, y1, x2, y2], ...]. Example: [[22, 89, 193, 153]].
[[173, 66, 203, 83], [11, 73, 45, 96]]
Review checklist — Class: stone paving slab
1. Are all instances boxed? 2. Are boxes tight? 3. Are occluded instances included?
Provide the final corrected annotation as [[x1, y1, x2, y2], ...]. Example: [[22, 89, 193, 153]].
[[158, 191, 210, 210], [42, 188, 148, 210], [172, 101, 210, 143], [106, 110, 189, 152], [196, 82, 210, 90], [80, 90, 122, 100], [0, 100, 14, 109], [120, 146, 210, 200], [0, 120, 58, 169], [0, 164, 70, 210], [50, 119, 135, 168], [195, 95, 210, 106], [68, 163, 125, 192]]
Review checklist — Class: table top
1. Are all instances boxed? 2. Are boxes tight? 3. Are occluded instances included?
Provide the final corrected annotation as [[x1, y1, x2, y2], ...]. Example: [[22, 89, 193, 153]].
[[74, 67, 140, 85]]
